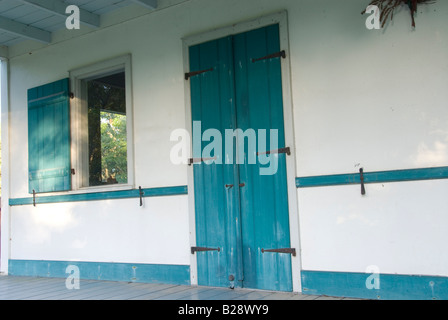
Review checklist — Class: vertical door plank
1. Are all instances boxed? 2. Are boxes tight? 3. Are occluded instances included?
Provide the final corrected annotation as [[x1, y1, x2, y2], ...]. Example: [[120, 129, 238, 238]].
[[233, 24, 292, 292]]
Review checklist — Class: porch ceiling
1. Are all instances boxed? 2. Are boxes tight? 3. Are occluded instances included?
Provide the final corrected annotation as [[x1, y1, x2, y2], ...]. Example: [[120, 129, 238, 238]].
[[0, 0, 157, 52]]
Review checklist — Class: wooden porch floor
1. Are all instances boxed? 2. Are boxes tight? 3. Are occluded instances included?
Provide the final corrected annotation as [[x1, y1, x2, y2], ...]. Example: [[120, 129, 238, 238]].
[[0, 275, 359, 300]]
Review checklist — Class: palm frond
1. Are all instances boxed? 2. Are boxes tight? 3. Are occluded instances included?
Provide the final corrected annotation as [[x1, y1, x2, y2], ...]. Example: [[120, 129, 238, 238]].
[[362, 0, 437, 28]]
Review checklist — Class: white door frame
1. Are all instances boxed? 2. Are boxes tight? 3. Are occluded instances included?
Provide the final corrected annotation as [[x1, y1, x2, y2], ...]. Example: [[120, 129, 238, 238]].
[[1, 55, 10, 274], [182, 10, 302, 293]]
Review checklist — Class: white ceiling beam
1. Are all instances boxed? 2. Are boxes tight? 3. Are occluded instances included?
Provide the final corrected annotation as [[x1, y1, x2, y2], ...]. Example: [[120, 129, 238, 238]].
[[130, 0, 158, 10], [19, 0, 100, 28], [0, 16, 51, 44]]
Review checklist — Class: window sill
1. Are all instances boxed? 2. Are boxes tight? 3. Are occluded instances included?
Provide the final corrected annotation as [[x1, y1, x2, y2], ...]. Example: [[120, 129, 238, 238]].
[[70, 184, 135, 195], [25, 184, 135, 197]]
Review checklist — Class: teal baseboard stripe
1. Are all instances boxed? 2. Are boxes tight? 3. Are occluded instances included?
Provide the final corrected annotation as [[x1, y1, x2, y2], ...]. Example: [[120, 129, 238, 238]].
[[8, 260, 191, 286], [9, 185, 188, 206], [296, 166, 448, 188], [301, 270, 448, 300]]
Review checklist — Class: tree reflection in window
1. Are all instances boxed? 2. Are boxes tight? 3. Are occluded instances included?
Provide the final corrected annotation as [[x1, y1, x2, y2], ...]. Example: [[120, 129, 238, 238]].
[[87, 71, 127, 186]]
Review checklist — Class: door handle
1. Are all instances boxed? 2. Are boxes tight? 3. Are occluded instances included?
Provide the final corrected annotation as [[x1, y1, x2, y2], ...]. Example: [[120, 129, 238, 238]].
[[225, 184, 234, 189]]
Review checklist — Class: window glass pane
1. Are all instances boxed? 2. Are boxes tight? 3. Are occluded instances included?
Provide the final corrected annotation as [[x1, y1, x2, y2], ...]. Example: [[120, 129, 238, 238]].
[[86, 71, 127, 186], [100, 111, 127, 184]]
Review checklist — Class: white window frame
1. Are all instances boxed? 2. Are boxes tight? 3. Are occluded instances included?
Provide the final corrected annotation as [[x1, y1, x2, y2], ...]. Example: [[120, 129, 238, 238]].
[[69, 54, 135, 192]]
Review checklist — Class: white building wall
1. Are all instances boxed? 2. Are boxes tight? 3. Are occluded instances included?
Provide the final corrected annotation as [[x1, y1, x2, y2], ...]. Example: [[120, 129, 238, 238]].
[[3, 0, 448, 282], [291, 2, 448, 176], [10, 196, 190, 265], [299, 180, 448, 277]]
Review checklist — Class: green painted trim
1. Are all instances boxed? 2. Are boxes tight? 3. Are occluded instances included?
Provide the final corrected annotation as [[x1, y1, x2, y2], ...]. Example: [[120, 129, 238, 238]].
[[296, 166, 448, 188], [9, 185, 188, 206], [301, 270, 448, 300], [8, 259, 190, 286]]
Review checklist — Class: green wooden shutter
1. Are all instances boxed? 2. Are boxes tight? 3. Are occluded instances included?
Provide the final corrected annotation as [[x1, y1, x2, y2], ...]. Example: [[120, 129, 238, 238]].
[[28, 78, 71, 193]]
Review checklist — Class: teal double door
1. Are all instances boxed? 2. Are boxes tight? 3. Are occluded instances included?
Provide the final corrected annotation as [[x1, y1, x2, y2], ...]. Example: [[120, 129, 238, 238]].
[[189, 24, 293, 292]]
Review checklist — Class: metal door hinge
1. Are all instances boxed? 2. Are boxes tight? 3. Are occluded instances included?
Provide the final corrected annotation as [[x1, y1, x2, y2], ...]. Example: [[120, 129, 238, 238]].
[[188, 156, 217, 166], [261, 248, 296, 257], [257, 147, 291, 156], [252, 50, 286, 63], [191, 247, 221, 254], [185, 67, 214, 80]]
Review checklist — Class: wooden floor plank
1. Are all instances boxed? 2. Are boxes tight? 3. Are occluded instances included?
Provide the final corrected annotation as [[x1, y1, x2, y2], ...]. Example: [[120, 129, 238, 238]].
[[315, 296, 344, 300], [201, 288, 261, 300], [160, 287, 233, 301], [152, 286, 216, 300], [0, 276, 352, 300], [122, 285, 189, 300], [95, 283, 179, 300], [258, 292, 290, 300], [0, 278, 70, 299], [288, 293, 320, 300], [230, 290, 277, 300], [48, 281, 134, 300], [0, 277, 61, 293], [12, 280, 97, 300], [31, 281, 119, 300]]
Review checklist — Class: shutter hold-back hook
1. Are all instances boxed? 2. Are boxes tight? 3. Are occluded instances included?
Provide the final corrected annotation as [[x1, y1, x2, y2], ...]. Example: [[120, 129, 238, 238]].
[[360, 168, 366, 195], [139, 186, 143, 207]]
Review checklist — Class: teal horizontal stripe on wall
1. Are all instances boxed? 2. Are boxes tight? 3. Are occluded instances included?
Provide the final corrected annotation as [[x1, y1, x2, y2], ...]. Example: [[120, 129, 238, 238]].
[[8, 260, 190, 286], [296, 166, 448, 188], [9, 185, 188, 206], [301, 270, 448, 300], [10, 167, 448, 205]]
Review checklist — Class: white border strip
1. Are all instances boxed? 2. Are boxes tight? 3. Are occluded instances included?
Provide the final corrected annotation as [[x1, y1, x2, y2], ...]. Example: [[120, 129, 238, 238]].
[[1, 56, 10, 273]]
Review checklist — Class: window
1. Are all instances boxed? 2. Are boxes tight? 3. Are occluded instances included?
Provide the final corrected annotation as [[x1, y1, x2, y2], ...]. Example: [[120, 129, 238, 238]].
[[70, 55, 134, 190]]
